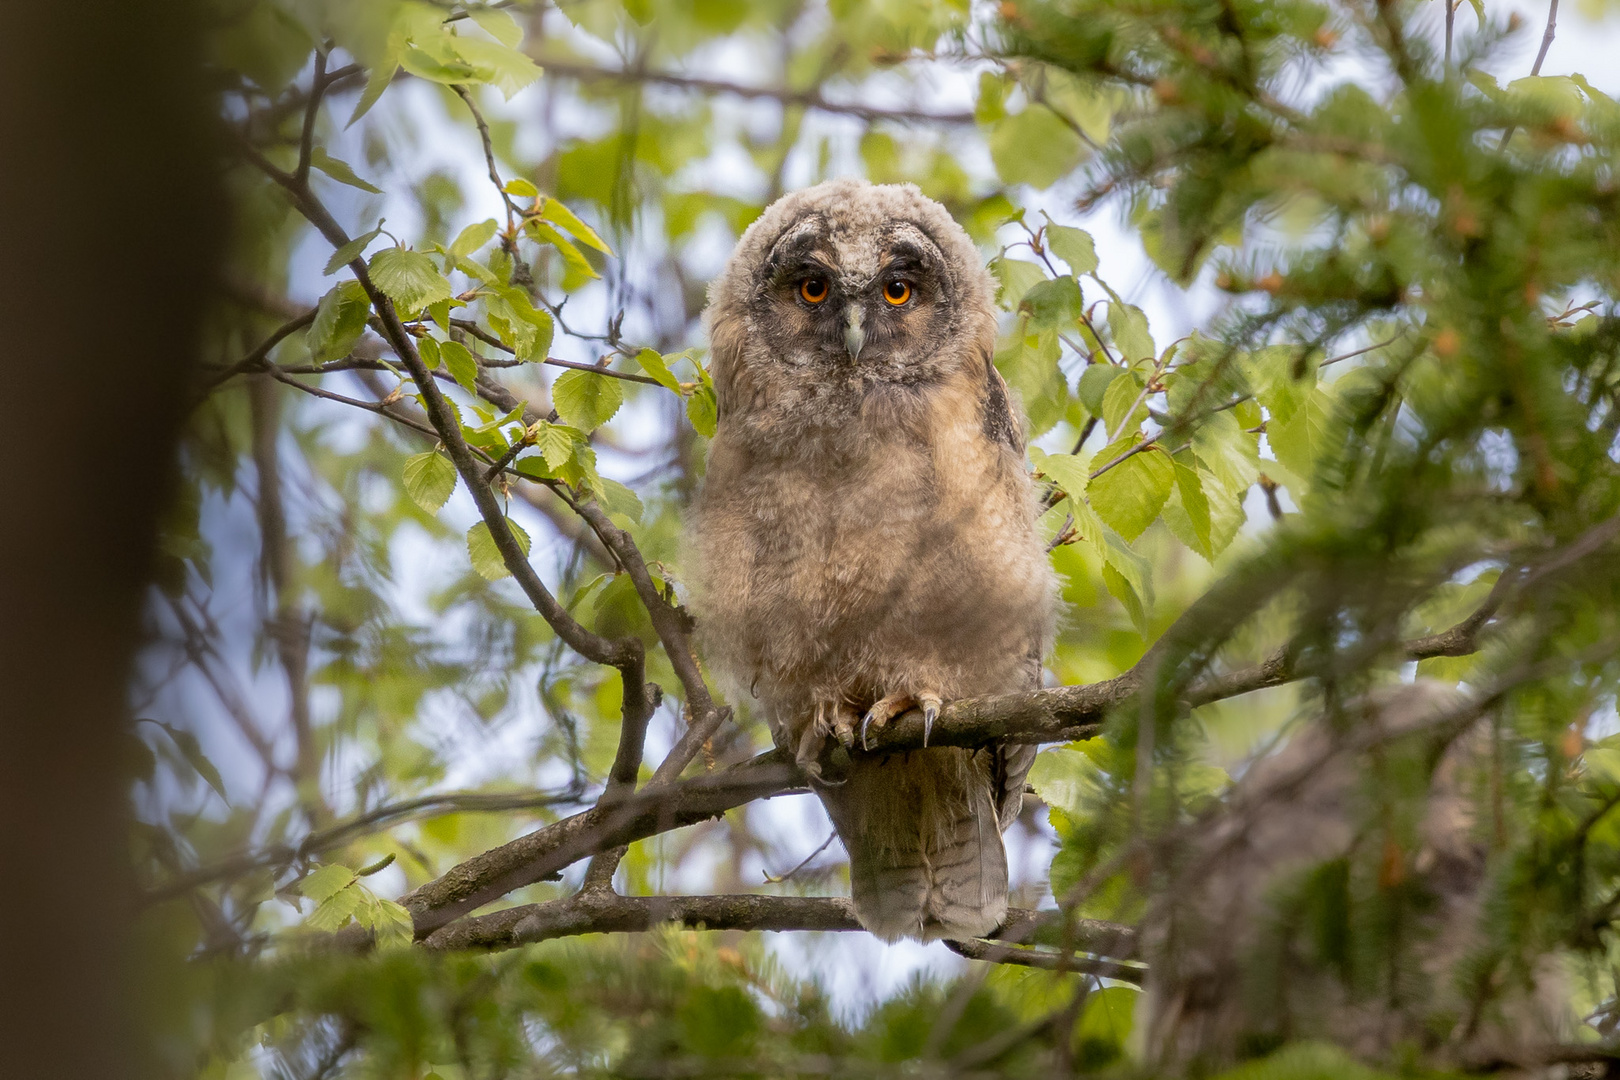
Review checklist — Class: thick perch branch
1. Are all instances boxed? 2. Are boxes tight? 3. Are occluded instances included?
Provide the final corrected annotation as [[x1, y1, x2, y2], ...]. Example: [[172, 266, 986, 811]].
[[398, 579, 1521, 939]]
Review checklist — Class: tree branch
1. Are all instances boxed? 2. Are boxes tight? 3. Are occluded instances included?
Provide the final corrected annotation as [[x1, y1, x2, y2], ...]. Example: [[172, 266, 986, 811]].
[[396, 749, 805, 936], [139, 787, 586, 906], [419, 891, 1140, 982], [202, 308, 317, 395], [943, 937, 1145, 983], [396, 569, 1545, 940], [536, 58, 977, 126]]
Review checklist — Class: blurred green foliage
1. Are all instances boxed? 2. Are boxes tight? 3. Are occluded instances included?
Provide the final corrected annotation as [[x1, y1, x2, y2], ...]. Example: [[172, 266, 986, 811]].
[[138, 0, 1620, 1074]]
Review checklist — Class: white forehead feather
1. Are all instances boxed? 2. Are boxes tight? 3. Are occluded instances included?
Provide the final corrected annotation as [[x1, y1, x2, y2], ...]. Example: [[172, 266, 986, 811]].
[[705, 179, 992, 320]]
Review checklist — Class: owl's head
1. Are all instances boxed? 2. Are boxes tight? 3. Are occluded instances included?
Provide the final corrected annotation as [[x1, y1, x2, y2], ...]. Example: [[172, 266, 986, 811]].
[[705, 180, 996, 400]]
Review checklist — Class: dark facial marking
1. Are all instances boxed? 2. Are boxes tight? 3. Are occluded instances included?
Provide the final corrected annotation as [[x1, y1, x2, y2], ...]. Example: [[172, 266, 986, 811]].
[[980, 351, 1020, 450]]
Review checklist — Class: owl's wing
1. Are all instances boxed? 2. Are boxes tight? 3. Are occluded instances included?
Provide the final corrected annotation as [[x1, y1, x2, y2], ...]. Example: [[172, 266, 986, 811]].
[[980, 350, 1026, 453], [990, 645, 1044, 831]]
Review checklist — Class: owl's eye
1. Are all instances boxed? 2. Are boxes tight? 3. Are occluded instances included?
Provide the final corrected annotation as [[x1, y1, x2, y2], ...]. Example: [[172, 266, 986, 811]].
[[799, 277, 829, 304], [883, 279, 913, 306]]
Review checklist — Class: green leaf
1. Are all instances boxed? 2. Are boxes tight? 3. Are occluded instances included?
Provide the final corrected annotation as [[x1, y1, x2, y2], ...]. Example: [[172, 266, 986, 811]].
[[450, 218, 498, 258], [400, 44, 478, 84], [1165, 454, 1213, 559], [1107, 302, 1155, 363], [402, 451, 457, 514], [526, 219, 599, 284], [368, 897, 416, 949], [140, 720, 229, 805], [451, 37, 542, 99], [552, 368, 624, 431], [1030, 445, 1091, 501], [541, 197, 614, 256], [1028, 744, 1105, 819], [1045, 223, 1098, 276], [1088, 439, 1174, 542], [426, 298, 464, 333], [1066, 493, 1110, 564], [1211, 1041, 1388, 1080], [634, 348, 683, 393], [1020, 275, 1082, 330], [1191, 409, 1260, 495], [368, 248, 453, 313], [1102, 559, 1148, 637], [493, 287, 555, 361], [1190, 410, 1258, 554], [1243, 345, 1315, 424], [989, 105, 1086, 188], [348, 32, 403, 127], [975, 70, 1009, 124], [417, 336, 441, 371], [533, 423, 577, 470], [309, 147, 382, 194], [440, 339, 479, 392], [1078, 363, 1123, 415], [323, 222, 384, 275], [514, 456, 554, 480], [504, 177, 539, 198], [598, 478, 644, 523], [1077, 986, 1139, 1057], [297, 864, 356, 903], [307, 280, 370, 363], [687, 385, 718, 437], [469, 7, 523, 46], [989, 257, 1048, 310], [467, 518, 531, 581], [995, 329, 1066, 438], [305, 887, 361, 931], [1268, 387, 1334, 482], [1101, 370, 1147, 438]]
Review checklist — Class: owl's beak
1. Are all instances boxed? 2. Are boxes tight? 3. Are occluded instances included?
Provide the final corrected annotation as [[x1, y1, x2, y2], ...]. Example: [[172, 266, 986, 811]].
[[843, 306, 866, 360]]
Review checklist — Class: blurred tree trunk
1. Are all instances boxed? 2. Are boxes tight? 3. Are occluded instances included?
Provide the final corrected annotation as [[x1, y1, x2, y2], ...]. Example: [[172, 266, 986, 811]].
[[0, 3, 220, 1077]]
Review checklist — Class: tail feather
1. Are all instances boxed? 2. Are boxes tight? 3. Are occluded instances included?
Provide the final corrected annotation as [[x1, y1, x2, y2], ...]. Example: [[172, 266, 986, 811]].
[[821, 747, 1010, 942]]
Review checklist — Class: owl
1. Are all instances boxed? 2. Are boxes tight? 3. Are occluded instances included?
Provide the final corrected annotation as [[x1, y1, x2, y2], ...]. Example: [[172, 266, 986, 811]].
[[689, 179, 1056, 942]]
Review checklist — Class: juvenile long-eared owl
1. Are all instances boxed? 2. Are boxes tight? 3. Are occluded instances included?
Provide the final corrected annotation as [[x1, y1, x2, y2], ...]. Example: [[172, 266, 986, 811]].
[[690, 179, 1056, 941]]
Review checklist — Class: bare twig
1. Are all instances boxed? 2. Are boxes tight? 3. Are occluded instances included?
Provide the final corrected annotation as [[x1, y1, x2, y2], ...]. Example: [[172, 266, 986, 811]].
[[139, 787, 586, 905], [248, 377, 329, 825], [1532, 0, 1560, 76], [294, 49, 327, 185], [535, 58, 977, 126], [451, 84, 522, 228], [203, 309, 317, 394], [762, 832, 837, 884]]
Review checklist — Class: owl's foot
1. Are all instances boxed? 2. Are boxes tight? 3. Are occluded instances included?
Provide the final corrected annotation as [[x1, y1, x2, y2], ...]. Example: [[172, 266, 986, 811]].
[[825, 701, 860, 750], [797, 702, 858, 785], [860, 691, 943, 750]]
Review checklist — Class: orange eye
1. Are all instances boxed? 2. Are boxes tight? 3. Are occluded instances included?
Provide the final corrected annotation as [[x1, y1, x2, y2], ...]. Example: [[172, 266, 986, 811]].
[[799, 277, 829, 304], [883, 279, 912, 305]]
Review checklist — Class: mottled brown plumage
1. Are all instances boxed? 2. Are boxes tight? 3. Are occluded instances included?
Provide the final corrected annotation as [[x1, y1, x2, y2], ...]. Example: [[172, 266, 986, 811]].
[[689, 179, 1055, 941]]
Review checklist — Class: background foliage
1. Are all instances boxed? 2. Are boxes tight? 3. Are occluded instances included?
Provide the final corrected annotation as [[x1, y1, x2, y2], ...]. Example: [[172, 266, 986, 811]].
[[135, 0, 1620, 1075]]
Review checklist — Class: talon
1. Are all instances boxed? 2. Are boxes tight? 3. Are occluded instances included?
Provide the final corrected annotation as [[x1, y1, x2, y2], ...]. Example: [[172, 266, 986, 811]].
[[918, 693, 943, 748], [829, 703, 858, 751], [860, 712, 874, 752]]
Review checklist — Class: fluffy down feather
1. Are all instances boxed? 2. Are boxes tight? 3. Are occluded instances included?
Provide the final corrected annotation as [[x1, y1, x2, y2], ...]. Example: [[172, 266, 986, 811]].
[[690, 179, 1054, 940]]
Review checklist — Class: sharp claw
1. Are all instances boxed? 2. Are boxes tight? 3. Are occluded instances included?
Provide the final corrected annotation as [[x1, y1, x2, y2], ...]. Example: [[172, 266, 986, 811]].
[[860, 712, 873, 752], [923, 705, 938, 747]]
